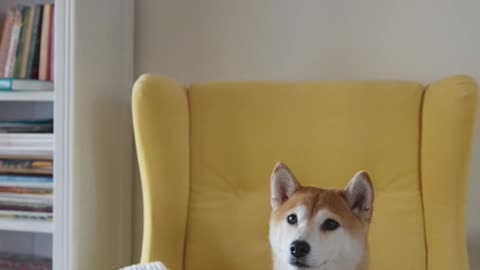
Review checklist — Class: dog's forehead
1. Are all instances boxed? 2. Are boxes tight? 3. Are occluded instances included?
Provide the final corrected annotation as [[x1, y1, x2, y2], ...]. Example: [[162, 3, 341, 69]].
[[301, 187, 348, 216], [284, 187, 351, 219]]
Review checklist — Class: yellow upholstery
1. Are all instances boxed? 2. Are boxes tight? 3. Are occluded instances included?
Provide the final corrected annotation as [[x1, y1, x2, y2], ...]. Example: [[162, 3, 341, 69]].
[[132, 75, 478, 270]]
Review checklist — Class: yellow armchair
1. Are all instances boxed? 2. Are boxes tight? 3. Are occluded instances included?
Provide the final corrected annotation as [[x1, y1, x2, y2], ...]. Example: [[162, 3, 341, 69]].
[[132, 74, 478, 270]]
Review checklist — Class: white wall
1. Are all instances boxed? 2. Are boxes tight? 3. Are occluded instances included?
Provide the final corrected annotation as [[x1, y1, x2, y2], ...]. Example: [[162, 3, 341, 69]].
[[134, 0, 480, 267], [65, 0, 134, 269]]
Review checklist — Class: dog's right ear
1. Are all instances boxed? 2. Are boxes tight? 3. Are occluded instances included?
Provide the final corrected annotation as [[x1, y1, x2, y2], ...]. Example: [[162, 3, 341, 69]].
[[271, 162, 300, 211]]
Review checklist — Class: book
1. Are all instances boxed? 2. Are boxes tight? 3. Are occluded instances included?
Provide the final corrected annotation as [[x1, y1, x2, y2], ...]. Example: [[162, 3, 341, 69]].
[[0, 166, 52, 175], [0, 203, 51, 212], [0, 186, 52, 194], [0, 132, 53, 158], [4, 8, 23, 78], [0, 125, 53, 133], [49, 5, 54, 81], [0, 194, 52, 205], [0, 181, 52, 189], [39, 4, 52, 80], [0, 210, 52, 219], [0, 8, 15, 78], [0, 133, 53, 142], [0, 151, 52, 160], [0, 78, 53, 91], [0, 158, 52, 176], [26, 5, 43, 79], [0, 119, 53, 133], [14, 6, 30, 78], [0, 252, 52, 270], [0, 175, 53, 183], [0, 119, 52, 125], [0, 201, 52, 212], [17, 5, 35, 79], [0, 134, 53, 147]]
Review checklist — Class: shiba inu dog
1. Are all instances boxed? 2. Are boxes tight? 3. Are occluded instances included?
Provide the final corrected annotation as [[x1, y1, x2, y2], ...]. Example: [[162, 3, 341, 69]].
[[269, 162, 374, 270]]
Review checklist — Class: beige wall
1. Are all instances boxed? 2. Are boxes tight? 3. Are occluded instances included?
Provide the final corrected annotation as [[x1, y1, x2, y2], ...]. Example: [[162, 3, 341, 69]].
[[134, 0, 480, 266]]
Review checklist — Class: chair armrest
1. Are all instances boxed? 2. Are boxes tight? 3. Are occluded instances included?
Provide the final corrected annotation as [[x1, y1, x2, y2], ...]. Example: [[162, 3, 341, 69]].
[[422, 75, 478, 270]]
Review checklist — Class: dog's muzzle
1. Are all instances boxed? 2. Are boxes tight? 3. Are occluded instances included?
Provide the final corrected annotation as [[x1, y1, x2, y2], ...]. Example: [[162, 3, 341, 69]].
[[289, 240, 310, 268]]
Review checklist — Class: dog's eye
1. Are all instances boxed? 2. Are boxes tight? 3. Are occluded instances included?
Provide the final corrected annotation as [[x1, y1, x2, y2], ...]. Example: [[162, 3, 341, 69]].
[[287, 214, 297, 225], [321, 218, 340, 231]]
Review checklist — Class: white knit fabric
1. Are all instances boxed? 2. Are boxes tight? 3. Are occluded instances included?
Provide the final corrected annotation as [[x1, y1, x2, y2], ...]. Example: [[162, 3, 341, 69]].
[[120, 262, 168, 270]]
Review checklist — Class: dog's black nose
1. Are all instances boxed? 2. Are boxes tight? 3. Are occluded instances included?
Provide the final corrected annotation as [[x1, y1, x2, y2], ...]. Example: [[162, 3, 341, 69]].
[[290, 240, 310, 258]]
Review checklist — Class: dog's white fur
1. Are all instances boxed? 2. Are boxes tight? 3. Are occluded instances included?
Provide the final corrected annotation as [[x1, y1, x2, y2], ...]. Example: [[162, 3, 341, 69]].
[[270, 207, 365, 270], [269, 162, 374, 270]]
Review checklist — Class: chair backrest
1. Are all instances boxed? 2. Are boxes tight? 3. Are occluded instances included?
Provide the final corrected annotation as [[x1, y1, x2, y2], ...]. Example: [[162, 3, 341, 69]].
[[132, 74, 477, 270]]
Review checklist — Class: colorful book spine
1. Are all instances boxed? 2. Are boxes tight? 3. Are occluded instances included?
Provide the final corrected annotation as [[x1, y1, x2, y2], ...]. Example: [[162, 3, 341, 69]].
[[0, 210, 52, 220], [39, 4, 52, 80], [49, 5, 54, 81], [17, 5, 35, 79], [0, 204, 52, 213], [0, 159, 53, 175], [0, 186, 51, 194], [0, 159, 52, 167], [26, 5, 43, 79], [0, 8, 15, 78], [4, 8, 23, 78], [0, 181, 52, 189], [14, 6, 29, 78], [0, 175, 52, 183], [0, 195, 52, 204], [0, 252, 52, 270]]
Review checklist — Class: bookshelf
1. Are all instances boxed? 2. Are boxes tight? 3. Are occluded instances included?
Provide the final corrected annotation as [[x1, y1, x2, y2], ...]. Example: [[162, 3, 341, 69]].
[[2, 0, 133, 269], [0, 91, 53, 101], [0, 0, 55, 269], [0, 218, 52, 233]]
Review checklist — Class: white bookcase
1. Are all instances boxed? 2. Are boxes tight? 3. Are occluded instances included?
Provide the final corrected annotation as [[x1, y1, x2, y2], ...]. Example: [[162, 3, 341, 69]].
[[0, 0, 134, 269], [0, 1, 55, 266]]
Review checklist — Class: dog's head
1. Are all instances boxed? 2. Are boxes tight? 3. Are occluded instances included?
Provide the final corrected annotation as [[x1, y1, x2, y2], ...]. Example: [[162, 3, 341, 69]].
[[269, 162, 374, 270]]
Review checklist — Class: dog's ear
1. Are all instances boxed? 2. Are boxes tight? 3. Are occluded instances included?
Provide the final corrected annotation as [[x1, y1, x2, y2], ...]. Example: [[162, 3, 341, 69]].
[[270, 162, 300, 211], [344, 171, 374, 222]]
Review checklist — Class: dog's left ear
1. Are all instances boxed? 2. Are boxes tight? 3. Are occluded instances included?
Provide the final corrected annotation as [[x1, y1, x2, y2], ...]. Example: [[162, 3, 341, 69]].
[[344, 171, 374, 222]]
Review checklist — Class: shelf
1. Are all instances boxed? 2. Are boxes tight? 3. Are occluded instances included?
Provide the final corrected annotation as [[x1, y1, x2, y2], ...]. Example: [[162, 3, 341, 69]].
[[0, 91, 53, 102], [0, 149, 54, 159], [0, 218, 52, 233]]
